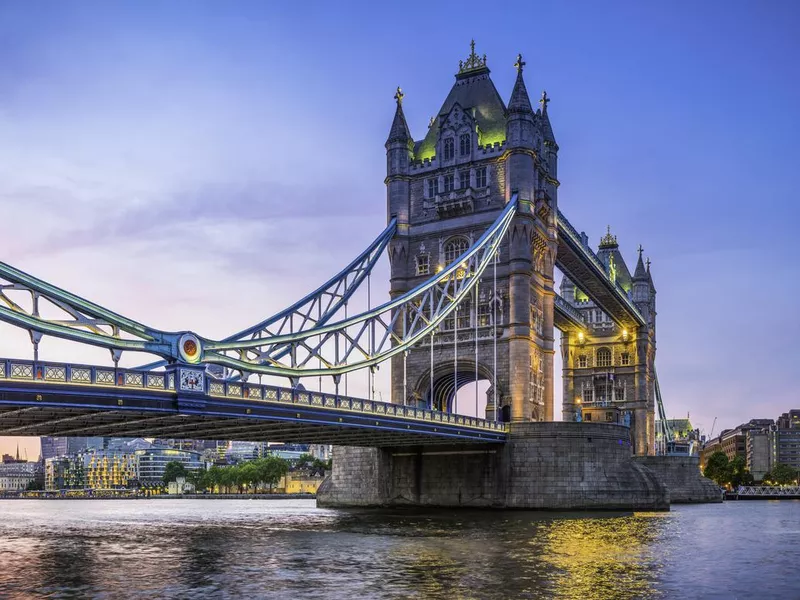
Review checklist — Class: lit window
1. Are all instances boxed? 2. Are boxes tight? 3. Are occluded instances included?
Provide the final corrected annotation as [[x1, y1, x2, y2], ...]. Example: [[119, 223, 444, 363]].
[[459, 170, 470, 189], [416, 254, 430, 276], [460, 133, 471, 156], [476, 167, 487, 188], [621, 352, 630, 366], [477, 302, 491, 326], [578, 355, 588, 368], [427, 178, 438, 198], [443, 138, 455, 160], [597, 348, 612, 368], [444, 237, 469, 264], [444, 173, 455, 193]]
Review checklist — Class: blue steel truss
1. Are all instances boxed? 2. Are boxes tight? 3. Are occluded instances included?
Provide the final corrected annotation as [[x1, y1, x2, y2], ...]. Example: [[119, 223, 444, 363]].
[[0, 197, 516, 380]]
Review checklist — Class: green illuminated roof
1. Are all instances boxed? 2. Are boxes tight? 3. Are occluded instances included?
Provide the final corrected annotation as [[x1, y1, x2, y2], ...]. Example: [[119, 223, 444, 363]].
[[415, 68, 507, 160]]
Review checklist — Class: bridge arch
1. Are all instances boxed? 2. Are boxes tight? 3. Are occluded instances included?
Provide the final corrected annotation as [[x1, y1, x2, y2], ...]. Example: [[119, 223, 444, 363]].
[[412, 360, 500, 417]]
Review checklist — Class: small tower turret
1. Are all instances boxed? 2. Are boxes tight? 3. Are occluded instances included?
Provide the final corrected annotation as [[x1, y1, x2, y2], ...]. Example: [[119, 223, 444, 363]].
[[385, 86, 413, 228], [506, 54, 535, 149], [632, 244, 652, 323], [538, 91, 558, 184]]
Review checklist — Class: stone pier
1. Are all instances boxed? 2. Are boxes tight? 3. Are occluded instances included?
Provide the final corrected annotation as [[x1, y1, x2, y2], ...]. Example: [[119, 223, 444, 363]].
[[634, 456, 722, 504], [317, 422, 669, 511]]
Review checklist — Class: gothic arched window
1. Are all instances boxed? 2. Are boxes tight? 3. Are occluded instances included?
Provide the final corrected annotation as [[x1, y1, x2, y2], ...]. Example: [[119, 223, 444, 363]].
[[597, 347, 612, 368], [459, 133, 471, 156], [578, 355, 588, 368], [444, 237, 469, 264], [443, 137, 455, 160]]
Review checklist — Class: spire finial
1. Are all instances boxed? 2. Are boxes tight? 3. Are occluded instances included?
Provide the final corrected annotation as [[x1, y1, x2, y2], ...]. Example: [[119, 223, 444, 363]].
[[646, 257, 652, 270], [540, 90, 550, 112], [394, 86, 404, 105], [458, 39, 488, 74], [599, 225, 618, 248], [514, 53, 526, 72], [637, 244, 644, 256]]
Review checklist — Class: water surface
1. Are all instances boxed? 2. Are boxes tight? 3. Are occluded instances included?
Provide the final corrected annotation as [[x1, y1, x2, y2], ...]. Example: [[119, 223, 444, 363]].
[[0, 499, 797, 599]]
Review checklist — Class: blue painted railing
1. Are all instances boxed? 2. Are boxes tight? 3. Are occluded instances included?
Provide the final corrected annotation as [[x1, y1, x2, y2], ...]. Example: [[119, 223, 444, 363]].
[[0, 358, 506, 434]]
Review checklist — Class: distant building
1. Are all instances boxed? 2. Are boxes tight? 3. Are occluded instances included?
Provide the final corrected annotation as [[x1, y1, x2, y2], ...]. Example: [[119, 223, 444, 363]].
[[774, 410, 800, 472], [701, 412, 800, 479], [309, 444, 332, 461], [225, 441, 263, 462], [656, 418, 701, 455], [134, 448, 202, 485], [40, 437, 68, 460], [700, 419, 774, 469], [0, 462, 36, 491], [267, 443, 310, 461], [746, 427, 774, 481], [40, 437, 94, 459], [45, 456, 84, 490], [85, 451, 137, 490]]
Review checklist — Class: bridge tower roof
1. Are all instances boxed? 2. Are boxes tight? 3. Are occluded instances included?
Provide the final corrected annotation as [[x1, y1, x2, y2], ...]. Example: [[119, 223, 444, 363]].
[[414, 40, 507, 159]]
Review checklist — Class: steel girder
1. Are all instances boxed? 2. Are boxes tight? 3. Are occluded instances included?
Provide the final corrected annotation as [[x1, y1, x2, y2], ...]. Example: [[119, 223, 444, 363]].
[[203, 195, 518, 377]]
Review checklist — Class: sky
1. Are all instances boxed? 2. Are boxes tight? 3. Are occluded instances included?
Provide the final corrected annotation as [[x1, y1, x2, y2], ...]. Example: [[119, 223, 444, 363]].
[[0, 0, 798, 458]]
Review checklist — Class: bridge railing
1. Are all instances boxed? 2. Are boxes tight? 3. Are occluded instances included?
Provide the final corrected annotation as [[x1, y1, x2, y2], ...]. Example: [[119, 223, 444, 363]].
[[0, 358, 507, 434], [735, 485, 800, 496], [553, 294, 585, 327]]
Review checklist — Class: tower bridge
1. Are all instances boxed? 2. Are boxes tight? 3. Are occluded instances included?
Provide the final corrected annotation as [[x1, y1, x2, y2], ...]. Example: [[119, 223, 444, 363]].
[[0, 42, 718, 509]]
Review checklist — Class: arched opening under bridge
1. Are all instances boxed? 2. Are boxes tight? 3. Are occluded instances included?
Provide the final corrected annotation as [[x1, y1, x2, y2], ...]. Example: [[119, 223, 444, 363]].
[[412, 361, 502, 419]]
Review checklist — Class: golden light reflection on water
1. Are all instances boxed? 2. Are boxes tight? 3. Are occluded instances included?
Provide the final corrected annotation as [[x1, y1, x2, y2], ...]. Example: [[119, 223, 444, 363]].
[[533, 514, 669, 600]]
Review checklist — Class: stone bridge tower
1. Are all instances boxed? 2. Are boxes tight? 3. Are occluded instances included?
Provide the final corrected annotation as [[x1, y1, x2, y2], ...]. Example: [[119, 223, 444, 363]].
[[385, 43, 559, 422], [559, 234, 658, 454]]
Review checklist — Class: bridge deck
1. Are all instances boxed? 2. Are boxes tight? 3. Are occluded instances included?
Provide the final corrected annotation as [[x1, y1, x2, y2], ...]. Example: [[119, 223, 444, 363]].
[[0, 359, 506, 446], [556, 211, 646, 329]]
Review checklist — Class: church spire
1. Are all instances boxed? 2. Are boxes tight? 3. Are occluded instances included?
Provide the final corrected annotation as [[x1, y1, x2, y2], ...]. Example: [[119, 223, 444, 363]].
[[508, 54, 533, 114], [386, 86, 412, 145], [633, 244, 648, 280]]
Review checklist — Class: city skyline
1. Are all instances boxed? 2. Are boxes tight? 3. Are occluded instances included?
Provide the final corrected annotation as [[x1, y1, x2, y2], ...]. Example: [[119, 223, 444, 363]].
[[1, 1, 799, 456]]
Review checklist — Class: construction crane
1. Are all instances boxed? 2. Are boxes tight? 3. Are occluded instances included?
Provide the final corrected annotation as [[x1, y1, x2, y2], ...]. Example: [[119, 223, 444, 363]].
[[708, 416, 718, 440]]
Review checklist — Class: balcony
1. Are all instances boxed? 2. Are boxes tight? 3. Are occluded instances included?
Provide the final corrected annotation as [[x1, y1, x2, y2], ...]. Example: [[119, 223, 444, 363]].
[[433, 186, 490, 218]]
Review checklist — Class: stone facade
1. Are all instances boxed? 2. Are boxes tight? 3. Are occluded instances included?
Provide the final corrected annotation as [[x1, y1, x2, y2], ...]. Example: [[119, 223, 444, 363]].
[[560, 235, 658, 455], [317, 422, 669, 510], [386, 44, 558, 423], [634, 456, 722, 503]]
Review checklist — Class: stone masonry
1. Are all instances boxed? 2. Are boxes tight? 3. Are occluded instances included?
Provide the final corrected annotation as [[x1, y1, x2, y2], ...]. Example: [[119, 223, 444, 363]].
[[317, 422, 669, 511], [385, 43, 558, 423]]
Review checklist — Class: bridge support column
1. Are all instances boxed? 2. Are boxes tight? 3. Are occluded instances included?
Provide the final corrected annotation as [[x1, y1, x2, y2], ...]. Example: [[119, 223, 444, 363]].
[[318, 422, 669, 510]]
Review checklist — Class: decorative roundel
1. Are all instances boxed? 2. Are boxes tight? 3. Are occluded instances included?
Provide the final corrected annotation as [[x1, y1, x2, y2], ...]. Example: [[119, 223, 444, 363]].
[[178, 333, 202, 364]]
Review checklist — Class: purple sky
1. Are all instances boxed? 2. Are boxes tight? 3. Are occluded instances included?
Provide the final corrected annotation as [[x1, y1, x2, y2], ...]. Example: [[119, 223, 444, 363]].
[[1, 1, 798, 458]]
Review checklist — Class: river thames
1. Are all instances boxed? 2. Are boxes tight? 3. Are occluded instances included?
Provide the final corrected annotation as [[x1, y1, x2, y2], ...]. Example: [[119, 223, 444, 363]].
[[0, 499, 797, 599]]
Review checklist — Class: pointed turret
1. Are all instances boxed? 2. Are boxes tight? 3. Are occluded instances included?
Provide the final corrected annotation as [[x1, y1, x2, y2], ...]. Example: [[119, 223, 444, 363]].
[[508, 54, 533, 114], [386, 87, 412, 146], [633, 245, 648, 280], [646, 258, 657, 294], [539, 90, 557, 148], [506, 54, 535, 150]]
